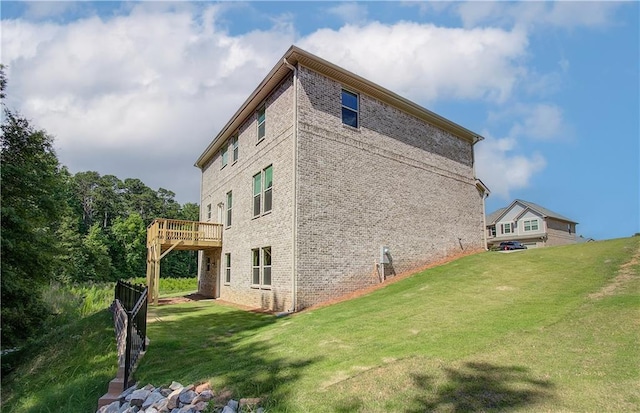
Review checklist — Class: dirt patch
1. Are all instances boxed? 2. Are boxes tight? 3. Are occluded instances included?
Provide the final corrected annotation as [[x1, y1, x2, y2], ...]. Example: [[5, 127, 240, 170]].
[[156, 293, 211, 305], [589, 244, 640, 299]]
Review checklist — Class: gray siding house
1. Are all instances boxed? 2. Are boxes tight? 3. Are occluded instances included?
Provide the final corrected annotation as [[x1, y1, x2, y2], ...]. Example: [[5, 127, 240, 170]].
[[486, 199, 578, 249], [195, 46, 488, 312]]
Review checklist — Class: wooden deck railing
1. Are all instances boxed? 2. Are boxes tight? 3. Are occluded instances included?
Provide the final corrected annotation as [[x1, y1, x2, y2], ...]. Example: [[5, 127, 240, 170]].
[[147, 218, 223, 247], [146, 218, 222, 304]]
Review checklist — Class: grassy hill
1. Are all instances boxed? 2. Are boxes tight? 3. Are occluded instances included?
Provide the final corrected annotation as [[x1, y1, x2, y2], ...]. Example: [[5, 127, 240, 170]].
[[3, 238, 639, 412]]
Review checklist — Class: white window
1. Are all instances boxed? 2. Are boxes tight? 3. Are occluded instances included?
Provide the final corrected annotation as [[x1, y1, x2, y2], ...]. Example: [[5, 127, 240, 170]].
[[206, 203, 212, 221], [225, 191, 232, 227], [257, 106, 266, 141], [524, 219, 539, 232], [217, 203, 224, 223], [224, 253, 231, 284], [252, 246, 271, 287], [221, 144, 228, 168], [501, 223, 513, 234], [231, 135, 239, 162], [252, 165, 273, 217], [341, 89, 359, 128]]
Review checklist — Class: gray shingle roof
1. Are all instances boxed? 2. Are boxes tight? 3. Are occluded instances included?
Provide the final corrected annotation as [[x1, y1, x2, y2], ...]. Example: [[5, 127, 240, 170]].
[[486, 199, 577, 225], [486, 208, 506, 225]]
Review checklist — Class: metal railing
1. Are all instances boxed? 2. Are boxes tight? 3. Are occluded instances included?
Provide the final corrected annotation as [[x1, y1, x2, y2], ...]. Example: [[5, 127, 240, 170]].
[[112, 280, 148, 391]]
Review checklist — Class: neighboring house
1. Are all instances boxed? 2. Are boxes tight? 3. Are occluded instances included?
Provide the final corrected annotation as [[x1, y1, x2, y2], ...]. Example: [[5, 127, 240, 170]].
[[194, 46, 489, 312], [486, 199, 578, 249]]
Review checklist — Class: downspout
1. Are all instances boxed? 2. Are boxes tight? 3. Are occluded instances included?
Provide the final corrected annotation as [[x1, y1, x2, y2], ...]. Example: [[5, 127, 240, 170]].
[[482, 191, 489, 250], [472, 135, 489, 250], [197, 165, 204, 294], [284, 58, 298, 313]]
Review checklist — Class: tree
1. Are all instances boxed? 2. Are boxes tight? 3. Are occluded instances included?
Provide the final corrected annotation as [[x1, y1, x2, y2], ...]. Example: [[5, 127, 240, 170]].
[[111, 213, 147, 278], [1, 69, 67, 346]]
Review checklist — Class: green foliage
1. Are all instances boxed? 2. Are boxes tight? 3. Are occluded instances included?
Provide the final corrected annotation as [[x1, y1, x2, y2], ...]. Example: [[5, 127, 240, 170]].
[[111, 213, 147, 277], [1, 106, 67, 347], [62, 172, 201, 281], [0, 66, 199, 348], [42, 282, 115, 326], [126, 277, 197, 295]]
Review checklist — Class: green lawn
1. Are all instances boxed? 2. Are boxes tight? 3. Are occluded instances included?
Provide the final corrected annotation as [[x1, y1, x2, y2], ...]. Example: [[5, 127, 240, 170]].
[[3, 239, 638, 412]]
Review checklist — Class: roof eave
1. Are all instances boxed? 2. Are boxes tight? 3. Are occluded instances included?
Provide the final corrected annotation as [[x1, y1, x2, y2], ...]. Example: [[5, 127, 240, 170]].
[[195, 45, 486, 168]]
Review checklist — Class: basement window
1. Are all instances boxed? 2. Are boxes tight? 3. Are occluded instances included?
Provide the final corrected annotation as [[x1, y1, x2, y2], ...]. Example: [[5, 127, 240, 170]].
[[252, 246, 272, 288], [224, 253, 231, 284]]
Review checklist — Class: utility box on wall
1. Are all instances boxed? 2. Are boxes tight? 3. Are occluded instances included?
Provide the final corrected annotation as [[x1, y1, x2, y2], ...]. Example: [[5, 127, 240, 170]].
[[380, 246, 390, 264]]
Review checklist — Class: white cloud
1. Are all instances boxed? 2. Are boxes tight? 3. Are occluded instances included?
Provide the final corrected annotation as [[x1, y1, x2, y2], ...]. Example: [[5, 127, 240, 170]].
[[513, 104, 566, 141], [2, 4, 295, 202], [1, 6, 564, 204], [475, 134, 546, 200], [491, 103, 568, 141], [326, 3, 369, 25], [456, 1, 621, 30], [299, 22, 529, 103]]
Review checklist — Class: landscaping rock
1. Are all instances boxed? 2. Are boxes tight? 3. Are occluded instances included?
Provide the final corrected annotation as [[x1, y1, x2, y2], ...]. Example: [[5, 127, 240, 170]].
[[167, 388, 182, 410], [129, 389, 151, 407], [194, 382, 211, 393], [97, 381, 258, 413], [226, 399, 239, 411], [99, 400, 120, 413], [169, 381, 183, 391], [178, 389, 197, 405], [192, 390, 213, 403], [119, 384, 138, 400], [142, 391, 165, 409]]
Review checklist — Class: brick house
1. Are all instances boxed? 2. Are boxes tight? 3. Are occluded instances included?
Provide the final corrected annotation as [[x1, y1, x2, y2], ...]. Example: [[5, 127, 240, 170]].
[[486, 199, 578, 249], [194, 46, 489, 312]]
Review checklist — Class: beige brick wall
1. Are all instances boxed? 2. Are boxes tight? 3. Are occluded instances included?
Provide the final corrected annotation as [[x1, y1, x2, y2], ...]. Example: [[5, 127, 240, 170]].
[[294, 66, 485, 308], [198, 65, 486, 311], [198, 75, 296, 311], [546, 218, 577, 246]]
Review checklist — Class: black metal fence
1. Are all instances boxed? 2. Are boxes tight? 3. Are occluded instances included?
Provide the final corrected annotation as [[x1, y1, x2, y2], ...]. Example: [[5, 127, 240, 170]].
[[111, 280, 148, 391]]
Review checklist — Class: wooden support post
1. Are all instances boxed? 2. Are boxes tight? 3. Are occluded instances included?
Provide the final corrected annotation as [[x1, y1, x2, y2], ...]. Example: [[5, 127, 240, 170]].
[[154, 240, 160, 306]]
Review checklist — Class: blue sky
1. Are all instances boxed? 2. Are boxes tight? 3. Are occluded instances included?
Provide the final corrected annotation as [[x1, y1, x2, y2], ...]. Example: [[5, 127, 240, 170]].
[[2, 1, 638, 241]]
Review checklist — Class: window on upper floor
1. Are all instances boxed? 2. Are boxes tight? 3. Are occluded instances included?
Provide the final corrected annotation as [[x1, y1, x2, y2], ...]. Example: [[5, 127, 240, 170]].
[[489, 226, 496, 237], [341, 89, 359, 128], [222, 135, 238, 168], [252, 246, 271, 288], [523, 219, 539, 232], [206, 203, 212, 221], [221, 144, 228, 168], [252, 165, 273, 217], [225, 191, 232, 227], [501, 223, 513, 234], [231, 135, 239, 162], [257, 106, 266, 142]]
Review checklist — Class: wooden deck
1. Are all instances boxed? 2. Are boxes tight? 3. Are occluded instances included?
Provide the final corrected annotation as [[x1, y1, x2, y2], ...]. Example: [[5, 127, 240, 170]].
[[147, 218, 223, 252], [146, 219, 223, 304]]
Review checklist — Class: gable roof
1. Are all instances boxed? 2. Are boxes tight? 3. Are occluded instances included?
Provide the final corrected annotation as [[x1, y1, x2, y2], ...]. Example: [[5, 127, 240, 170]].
[[487, 199, 578, 225], [195, 45, 486, 169], [486, 208, 506, 225]]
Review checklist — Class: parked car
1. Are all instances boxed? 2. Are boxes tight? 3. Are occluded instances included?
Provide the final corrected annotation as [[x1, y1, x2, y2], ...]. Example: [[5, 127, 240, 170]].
[[499, 241, 528, 250]]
